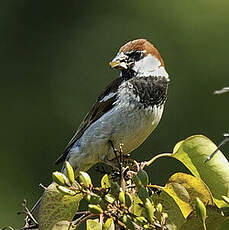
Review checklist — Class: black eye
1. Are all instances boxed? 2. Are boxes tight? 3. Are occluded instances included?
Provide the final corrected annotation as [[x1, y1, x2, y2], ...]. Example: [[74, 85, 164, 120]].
[[126, 51, 142, 61]]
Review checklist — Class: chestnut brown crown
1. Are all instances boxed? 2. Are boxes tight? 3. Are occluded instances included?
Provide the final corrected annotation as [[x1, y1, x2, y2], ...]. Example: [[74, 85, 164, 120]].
[[119, 39, 164, 67]]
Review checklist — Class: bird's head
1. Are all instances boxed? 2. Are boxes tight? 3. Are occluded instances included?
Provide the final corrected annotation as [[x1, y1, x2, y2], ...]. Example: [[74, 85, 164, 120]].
[[110, 39, 169, 79]]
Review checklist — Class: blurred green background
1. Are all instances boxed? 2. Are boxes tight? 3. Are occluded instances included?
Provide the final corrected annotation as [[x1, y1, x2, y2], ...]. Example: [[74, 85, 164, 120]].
[[0, 0, 228, 227]]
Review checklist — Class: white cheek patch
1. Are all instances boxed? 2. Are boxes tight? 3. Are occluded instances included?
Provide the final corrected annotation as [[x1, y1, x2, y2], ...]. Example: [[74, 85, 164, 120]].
[[154, 66, 169, 79], [133, 54, 169, 79], [133, 54, 160, 73]]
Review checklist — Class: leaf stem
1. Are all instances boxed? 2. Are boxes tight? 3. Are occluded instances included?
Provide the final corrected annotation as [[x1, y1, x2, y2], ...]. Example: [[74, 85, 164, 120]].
[[143, 153, 172, 167], [203, 220, 207, 230]]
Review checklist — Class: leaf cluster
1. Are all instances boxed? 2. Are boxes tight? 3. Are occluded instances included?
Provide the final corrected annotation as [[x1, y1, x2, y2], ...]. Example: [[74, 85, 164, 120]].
[[25, 135, 229, 230]]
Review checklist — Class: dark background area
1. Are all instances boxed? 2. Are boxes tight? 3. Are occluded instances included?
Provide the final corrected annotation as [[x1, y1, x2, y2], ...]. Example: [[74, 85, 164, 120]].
[[0, 0, 228, 227]]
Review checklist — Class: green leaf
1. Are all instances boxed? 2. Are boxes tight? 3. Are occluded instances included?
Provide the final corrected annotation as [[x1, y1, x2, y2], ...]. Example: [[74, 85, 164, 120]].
[[87, 219, 102, 230], [222, 196, 229, 205], [65, 161, 75, 185], [164, 172, 213, 217], [102, 218, 114, 230], [51, 221, 73, 230], [144, 198, 154, 223], [118, 187, 125, 204], [125, 192, 133, 208], [88, 204, 103, 214], [137, 170, 149, 186], [195, 198, 207, 230], [138, 186, 150, 203], [79, 171, 92, 188], [151, 190, 185, 230], [38, 182, 83, 230], [132, 193, 144, 216], [180, 206, 229, 230], [104, 194, 115, 204], [172, 135, 229, 207], [52, 172, 70, 187], [122, 215, 135, 230], [101, 174, 111, 189], [89, 194, 102, 205]]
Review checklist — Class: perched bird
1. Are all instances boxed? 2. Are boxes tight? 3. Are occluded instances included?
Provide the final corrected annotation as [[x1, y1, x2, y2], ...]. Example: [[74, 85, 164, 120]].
[[30, 39, 169, 221], [56, 38, 170, 176]]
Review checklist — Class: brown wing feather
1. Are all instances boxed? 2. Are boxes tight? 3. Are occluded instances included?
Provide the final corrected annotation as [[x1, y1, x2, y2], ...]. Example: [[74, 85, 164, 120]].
[[55, 77, 124, 164]]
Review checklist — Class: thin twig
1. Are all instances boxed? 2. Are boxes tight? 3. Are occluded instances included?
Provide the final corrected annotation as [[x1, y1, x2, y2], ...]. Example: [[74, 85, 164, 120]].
[[134, 160, 140, 172], [214, 87, 229, 94], [147, 184, 164, 190], [72, 214, 98, 229], [39, 183, 47, 190], [22, 201, 38, 225], [120, 166, 126, 192], [2, 227, 15, 230], [20, 225, 38, 230], [204, 133, 229, 163], [74, 211, 90, 216]]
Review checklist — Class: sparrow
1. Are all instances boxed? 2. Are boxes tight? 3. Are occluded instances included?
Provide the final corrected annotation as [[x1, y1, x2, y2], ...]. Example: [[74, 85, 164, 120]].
[[30, 39, 169, 220], [56, 38, 169, 175]]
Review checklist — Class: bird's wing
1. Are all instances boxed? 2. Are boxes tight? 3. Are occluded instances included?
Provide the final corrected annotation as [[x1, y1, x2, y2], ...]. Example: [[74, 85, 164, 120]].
[[55, 77, 124, 164]]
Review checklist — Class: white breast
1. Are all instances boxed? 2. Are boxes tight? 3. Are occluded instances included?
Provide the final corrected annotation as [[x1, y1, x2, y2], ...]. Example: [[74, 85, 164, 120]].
[[67, 80, 164, 174], [107, 81, 164, 158]]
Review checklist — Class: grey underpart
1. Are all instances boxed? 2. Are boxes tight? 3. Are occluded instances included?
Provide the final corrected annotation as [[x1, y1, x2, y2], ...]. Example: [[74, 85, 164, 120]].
[[63, 76, 168, 176]]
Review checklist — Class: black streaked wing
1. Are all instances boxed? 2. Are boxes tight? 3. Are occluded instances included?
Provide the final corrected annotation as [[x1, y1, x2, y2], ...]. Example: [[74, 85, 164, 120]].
[[55, 77, 124, 164]]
